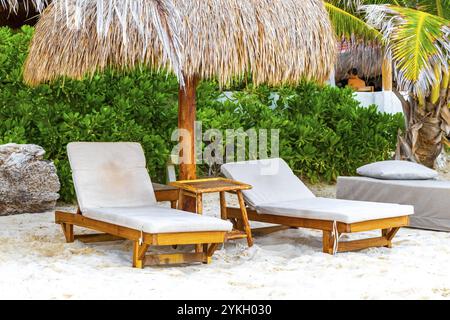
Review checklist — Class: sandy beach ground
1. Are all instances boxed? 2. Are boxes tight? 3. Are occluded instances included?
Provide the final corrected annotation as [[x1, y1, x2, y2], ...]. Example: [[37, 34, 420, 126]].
[[0, 160, 449, 300]]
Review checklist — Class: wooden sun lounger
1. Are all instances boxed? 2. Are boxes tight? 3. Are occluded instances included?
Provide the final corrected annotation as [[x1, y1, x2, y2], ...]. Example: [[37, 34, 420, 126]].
[[55, 209, 225, 267], [57, 142, 232, 268], [223, 206, 409, 254], [221, 158, 414, 255]]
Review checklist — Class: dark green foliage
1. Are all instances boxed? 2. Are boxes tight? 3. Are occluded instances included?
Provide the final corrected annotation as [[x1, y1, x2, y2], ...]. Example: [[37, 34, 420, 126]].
[[1, 27, 404, 202]]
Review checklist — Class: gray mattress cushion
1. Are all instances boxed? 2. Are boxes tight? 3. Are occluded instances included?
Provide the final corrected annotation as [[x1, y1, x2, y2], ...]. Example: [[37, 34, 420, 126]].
[[337, 176, 450, 232]]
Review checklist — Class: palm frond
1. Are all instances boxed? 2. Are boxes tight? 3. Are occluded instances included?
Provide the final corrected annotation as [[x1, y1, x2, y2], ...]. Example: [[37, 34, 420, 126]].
[[325, 2, 381, 40], [415, 0, 450, 19], [362, 4, 450, 96]]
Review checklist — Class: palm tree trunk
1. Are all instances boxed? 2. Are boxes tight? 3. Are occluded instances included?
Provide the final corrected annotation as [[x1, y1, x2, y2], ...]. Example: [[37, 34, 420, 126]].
[[395, 87, 450, 168]]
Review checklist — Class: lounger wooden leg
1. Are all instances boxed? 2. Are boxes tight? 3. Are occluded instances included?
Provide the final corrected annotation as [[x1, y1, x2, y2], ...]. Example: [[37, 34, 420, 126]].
[[204, 243, 219, 264], [382, 227, 400, 248], [234, 217, 245, 231], [133, 241, 149, 269], [382, 228, 391, 248], [61, 223, 74, 243], [170, 200, 177, 209], [322, 231, 334, 254], [230, 218, 239, 229], [237, 191, 254, 247]]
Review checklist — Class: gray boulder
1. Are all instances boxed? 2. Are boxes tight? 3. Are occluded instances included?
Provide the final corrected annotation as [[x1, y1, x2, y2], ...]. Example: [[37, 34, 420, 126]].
[[0, 144, 60, 215]]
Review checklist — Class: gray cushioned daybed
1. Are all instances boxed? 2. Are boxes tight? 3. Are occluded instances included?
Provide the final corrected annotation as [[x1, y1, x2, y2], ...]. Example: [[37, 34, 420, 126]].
[[337, 176, 450, 232]]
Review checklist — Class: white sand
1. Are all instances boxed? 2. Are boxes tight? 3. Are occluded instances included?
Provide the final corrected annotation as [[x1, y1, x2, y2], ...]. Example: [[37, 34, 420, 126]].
[[1, 191, 450, 300]]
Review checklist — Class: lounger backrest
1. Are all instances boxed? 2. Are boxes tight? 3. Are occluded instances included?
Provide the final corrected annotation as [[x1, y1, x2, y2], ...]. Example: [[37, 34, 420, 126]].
[[67, 142, 157, 211], [221, 158, 315, 207]]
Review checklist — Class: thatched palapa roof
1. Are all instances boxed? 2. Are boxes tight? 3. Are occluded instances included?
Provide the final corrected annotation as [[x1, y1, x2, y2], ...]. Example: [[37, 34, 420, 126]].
[[15, 0, 336, 87], [173, 0, 336, 86], [0, 0, 48, 13], [336, 39, 383, 80], [17, 0, 184, 86]]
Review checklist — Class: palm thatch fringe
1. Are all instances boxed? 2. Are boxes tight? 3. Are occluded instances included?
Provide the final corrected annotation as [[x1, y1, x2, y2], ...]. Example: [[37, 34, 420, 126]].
[[23, 0, 336, 87]]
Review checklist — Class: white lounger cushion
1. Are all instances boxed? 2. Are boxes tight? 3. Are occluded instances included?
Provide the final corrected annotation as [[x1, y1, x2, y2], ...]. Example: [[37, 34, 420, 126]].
[[68, 142, 157, 211], [67, 142, 232, 234], [83, 206, 232, 234], [222, 158, 414, 223], [221, 158, 315, 207], [256, 198, 414, 224]]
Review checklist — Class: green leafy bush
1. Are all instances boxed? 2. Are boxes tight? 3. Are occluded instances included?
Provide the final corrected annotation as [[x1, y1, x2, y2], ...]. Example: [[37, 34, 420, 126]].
[[197, 83, 403, 182], [1, 26, 404, 202]]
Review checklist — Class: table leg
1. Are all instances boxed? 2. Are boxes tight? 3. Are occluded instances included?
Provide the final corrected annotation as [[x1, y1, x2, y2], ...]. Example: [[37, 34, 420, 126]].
[[236, 191, 254, 247], [177, 190, 184, 210], [219, 191, 227, 220], [196, 194, 203, 215], [195, 193, 203, 253]]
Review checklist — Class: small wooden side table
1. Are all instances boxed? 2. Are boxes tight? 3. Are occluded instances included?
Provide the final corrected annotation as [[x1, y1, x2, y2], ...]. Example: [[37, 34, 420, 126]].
[[170, 178, 254, 247]]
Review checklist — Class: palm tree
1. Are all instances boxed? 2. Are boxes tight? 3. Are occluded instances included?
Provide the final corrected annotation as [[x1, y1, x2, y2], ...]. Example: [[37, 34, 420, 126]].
[[325, 0, 450, 168]]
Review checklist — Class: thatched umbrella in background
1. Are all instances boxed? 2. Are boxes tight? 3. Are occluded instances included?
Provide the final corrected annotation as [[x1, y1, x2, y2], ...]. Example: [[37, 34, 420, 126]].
[[336, 39, 383, 83], [0, 0, 47, 27], [3, 0, 336, 210]]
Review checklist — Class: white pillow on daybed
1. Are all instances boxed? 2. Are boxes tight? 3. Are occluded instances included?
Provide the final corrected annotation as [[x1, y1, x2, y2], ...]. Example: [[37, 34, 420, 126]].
[[357, 160, 438, 180]]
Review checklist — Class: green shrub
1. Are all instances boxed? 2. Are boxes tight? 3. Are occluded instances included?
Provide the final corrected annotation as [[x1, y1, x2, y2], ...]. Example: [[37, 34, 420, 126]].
[[1, 26, 404, 202], [197, 83, 404, 182], [1, 27, 179, 201]]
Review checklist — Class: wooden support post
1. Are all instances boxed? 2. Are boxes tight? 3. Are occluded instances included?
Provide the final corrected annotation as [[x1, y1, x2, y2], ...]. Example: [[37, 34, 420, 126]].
[[178, 76, 199, 212], [382, 55, 393, 91]]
